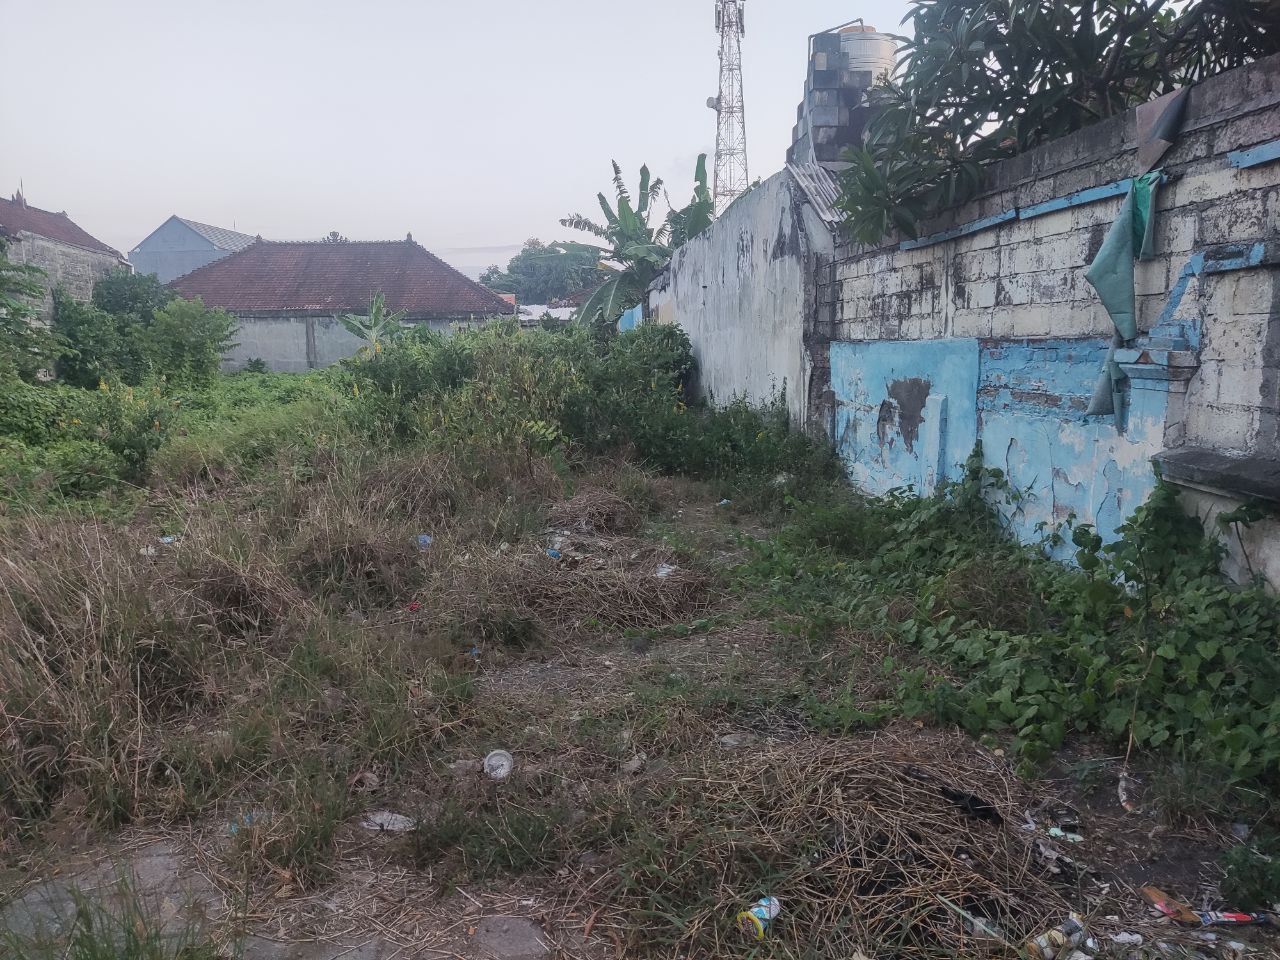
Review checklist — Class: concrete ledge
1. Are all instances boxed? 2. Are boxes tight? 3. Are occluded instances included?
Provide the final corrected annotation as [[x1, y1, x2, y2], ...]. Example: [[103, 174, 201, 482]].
[[1155, 446, 1280, 504]]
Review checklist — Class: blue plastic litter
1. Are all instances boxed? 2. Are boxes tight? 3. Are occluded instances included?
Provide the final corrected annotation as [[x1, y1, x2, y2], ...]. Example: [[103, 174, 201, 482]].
[[159, 535, 180, 544], [546, 548, 562, 560], [417, 534, 434, 550], [717, 499, 732, 507]]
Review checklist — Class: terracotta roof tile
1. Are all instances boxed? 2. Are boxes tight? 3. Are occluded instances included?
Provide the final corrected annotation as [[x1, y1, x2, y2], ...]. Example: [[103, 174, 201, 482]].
[[170, 239, 512, 317], [0, 196, 123, 258]]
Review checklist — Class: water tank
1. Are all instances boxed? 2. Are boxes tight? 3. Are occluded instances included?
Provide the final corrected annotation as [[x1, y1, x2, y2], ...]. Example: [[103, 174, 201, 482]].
[[838, 24, 897, 82]]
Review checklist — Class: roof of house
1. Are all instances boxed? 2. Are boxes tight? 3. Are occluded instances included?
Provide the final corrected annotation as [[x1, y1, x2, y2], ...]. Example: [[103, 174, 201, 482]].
[[0, 194, 123, 258], [175, 217, 257, 253], [169, 239, 513, 317]]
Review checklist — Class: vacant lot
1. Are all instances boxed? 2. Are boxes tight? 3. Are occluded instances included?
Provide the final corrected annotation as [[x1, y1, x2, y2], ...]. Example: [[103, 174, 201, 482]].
[[2, 323, 1278, 959]]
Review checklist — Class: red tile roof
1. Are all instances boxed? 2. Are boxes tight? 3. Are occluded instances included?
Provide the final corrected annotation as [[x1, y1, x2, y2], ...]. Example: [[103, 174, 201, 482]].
[[169, 239, 512, 317], [0, 195, 123, 258]]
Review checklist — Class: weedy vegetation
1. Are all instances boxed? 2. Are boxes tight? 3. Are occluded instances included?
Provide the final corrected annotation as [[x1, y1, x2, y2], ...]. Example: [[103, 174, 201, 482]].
[[3, 292, 1278, 956]]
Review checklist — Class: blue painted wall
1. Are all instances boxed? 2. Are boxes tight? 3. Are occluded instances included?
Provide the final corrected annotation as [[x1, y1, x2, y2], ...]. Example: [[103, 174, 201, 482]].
[[831, 339, 980, 496], [831, 336, 1168, 557], [618, 304, 644, 333]]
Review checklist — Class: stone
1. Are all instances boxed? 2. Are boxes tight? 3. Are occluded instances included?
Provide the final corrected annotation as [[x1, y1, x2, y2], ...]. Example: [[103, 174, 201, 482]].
[[474, 915, 550, 960], [0, 842, 222, 941]]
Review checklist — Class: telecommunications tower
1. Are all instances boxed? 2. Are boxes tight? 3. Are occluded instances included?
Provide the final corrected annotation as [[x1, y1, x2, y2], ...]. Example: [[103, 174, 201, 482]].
[[708, 0, 748, 214]]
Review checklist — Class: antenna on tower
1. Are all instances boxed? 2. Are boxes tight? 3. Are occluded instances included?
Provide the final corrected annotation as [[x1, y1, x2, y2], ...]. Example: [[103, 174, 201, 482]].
[[709, 0, 748, 215]]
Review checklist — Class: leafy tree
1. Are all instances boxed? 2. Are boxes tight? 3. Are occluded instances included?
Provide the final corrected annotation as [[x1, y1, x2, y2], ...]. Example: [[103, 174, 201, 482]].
[[54, 276, 234, 386], [52, 292, 124, 388], [92, 269, 174, 320], [840, 0, 1280, 243], [479, 239, 609, 305], [339, 292, 405, 353], [138, 297, 237, 383]]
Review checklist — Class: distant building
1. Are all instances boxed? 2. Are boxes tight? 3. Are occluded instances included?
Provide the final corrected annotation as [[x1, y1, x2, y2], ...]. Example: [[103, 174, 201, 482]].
[[170, 237, 513, 371], [129, 215, 256, 283], [0, 191, 127, 321]]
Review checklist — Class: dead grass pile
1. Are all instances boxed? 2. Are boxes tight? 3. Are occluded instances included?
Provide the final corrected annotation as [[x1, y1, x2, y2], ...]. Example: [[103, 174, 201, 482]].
[[549, 488, 641, 536], [441, 543, 714, 640], [587, 726, 1069, 959]]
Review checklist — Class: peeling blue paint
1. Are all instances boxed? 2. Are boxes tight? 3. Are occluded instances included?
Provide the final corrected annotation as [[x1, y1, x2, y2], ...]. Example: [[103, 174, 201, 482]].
[[832, 336, 1165, 556], [1227, 138, 1280, 169], [831, 339, 979, 495]]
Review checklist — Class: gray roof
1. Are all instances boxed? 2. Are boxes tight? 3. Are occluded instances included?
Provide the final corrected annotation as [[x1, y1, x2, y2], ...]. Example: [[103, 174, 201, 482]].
[[177, 217, 257, 253], [786, 161, 843, 227]]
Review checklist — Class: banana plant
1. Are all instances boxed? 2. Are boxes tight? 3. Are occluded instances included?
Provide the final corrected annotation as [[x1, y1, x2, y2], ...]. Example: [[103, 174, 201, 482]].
[[667, 154, 715, 248], [561, 162, 672, 329], [563, 157, 717, 329], [338, 292, 406, 354]]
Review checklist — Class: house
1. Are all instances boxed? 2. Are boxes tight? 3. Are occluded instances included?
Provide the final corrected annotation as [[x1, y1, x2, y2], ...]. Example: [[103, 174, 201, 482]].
[[0, 191, 127, 321], [169, 237, 513, 371], [129, 216, 257, 284]]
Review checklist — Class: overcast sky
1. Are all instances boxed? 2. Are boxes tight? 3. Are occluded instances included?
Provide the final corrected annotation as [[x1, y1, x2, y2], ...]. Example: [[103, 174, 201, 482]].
[[1, 0, 909, 277]]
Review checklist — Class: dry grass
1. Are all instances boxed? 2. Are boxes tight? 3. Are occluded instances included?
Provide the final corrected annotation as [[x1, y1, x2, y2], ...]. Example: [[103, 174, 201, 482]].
[[582, 725, 1070, 960]]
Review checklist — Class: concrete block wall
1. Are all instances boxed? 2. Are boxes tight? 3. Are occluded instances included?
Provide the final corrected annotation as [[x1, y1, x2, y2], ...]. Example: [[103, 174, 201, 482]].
[[817, 55, 1280, 580], [648, 170, 834, 427], [224, 314, 457, 373], [6, 233, 124, 322]]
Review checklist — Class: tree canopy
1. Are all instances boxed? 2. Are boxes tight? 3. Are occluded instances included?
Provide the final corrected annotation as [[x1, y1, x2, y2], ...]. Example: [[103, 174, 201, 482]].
[[839, 0, 1280, 243], [480, 239, 609, 305]]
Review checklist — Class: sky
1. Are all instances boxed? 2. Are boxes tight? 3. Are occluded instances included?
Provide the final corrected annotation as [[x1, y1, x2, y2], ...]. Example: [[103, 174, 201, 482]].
[[0, 0, 909, 278]]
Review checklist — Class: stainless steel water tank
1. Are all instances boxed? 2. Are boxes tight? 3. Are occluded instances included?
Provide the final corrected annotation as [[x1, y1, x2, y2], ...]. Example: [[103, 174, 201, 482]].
[[839, 25, 897, 81]]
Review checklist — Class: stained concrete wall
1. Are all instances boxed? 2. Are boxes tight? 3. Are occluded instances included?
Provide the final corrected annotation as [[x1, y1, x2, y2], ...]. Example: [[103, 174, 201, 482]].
[[648, 169, 834, 426], [223, 314, 458, 372], [5, 232, 124, 322], [816, 54, 1280, 580], [129, 219, 225, 284]]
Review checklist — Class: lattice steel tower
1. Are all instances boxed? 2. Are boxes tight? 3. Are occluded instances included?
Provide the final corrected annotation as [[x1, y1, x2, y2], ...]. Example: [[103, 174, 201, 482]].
[[709, 0, 749, 214]]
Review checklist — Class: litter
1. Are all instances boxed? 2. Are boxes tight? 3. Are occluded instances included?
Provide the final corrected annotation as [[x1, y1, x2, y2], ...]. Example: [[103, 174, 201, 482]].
[[138, 545, 157, 557], [1119, 771, 1141, 813], [1111, 933, 1145, 947], [1025, 915, 1086, 960], [545, 548, 562, 560], [719, 733, 754, 750], [716, 499, 732, 507], [227, 811, 267, 836], [939, 785, 1003, 826], [406, 600, 421, 612], [484, 749, 515, 782], [936, 895, 1007, 944], [1049, 826, 1085, 844], [416, 534, 434, 551], [1231, 823, 1251, 841], [736, 896, 781, 940], [362, 811, 415, 832], [655, 563, 677, 579], [159, 535, 181, 545], [1139, 887, 1270, 927]]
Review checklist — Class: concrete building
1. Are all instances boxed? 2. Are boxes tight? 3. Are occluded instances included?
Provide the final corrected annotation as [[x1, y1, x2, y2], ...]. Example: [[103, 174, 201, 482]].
[[170, 237, 513, 372], [650, 54, 1280, 586], [0, 192, 127, 321], [129, 216, 256, 284]]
